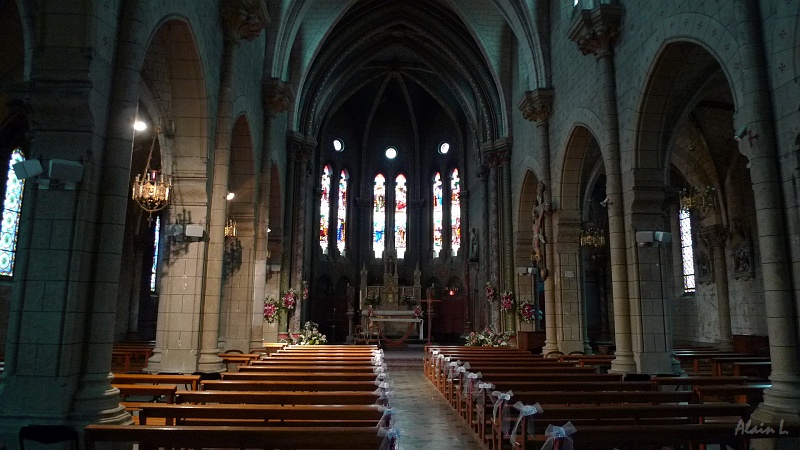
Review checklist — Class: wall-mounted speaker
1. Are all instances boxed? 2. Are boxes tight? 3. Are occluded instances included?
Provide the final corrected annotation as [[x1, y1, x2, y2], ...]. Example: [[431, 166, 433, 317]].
[[12, 160, 43, 179], [48, 159, 83, 183]]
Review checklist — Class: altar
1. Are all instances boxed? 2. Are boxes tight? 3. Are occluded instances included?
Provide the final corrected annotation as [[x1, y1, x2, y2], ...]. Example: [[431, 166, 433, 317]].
[[366, 310, 424, 340]]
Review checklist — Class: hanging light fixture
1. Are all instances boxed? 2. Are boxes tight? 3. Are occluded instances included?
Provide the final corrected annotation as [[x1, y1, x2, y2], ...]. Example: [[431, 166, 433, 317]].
[[580, 227, 606, 249], [224, 218, 237, 238], [132, 127, 171, 218], [679, 185, 716, 216]]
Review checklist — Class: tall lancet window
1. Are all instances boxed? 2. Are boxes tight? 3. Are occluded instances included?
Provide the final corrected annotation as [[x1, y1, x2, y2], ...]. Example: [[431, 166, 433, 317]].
[[337, 170, 348, 255], [373, 174, 386, 258], [0, 148, 26, 276], [150, 216, 161, 292], [679, 208, 696, 293], [433, 172, 443, 258], [450, 169, 461, 256], [394, 174, 408, 259], [319, 164, 331, 254]]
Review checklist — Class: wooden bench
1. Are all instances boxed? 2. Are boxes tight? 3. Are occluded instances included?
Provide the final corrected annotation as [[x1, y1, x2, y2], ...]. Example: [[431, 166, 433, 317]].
[[221, 372, 377, 382], [176, 390, 379, 405], [236, 365, 376, 373], [111, 350, 133, 372], [694, 384, 770, 407], [249, 359, 373, 366], [200, 380, 378, 392], [711, 356, 771, 376], [112, 373, 202, 390], [733, 361, 771, 378], [84, 424, 384, 450], [674, 351, 751, 373], [138, 403, 384, 426], [653, 376, 750, 390], [493, 402, 750, 450]]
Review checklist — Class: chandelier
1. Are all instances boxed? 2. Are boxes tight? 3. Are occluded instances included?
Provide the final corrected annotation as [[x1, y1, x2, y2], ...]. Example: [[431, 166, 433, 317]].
[[132, 127, 171, 218], [679, 185, 716, 215], [580, 227, 606, 248], [224, 218, 237, 238]]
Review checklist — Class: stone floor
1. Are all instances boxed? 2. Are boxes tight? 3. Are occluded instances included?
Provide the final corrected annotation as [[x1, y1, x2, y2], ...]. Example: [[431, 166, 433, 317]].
[[383, 349, 483, 450]]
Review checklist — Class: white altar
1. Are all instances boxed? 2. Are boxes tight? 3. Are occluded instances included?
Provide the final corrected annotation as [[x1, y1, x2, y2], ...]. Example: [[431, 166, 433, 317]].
[[366, 310, 424, 340]]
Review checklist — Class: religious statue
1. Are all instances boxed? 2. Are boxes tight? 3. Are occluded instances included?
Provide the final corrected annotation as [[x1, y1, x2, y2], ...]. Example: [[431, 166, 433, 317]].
[[469, 228, 478, 261], [532, 181, 551, 275]]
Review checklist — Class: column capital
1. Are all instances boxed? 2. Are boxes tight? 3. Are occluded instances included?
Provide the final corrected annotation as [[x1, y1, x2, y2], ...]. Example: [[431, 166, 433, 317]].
[[700, 224, 727, 248], [567, 4, 623, 57], [518, 89, 554, 123], [221, 0, 270, 43], [286, 131, 316, 163], [480, 137, 513, 167], [263, 78, 292, 117]]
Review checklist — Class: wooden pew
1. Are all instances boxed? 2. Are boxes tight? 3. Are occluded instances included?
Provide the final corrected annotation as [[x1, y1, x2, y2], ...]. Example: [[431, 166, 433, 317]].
[[221, 372, 377, 382], [446, 371, 619, 405], [236, 364, 376, 373], [111, 350, 132, 372], [653, 376, 750, 390], [112, 373, 202, 390], [84, 425, 384, 450], [176, 390, 379, 405], [138, 403, 383, 426], [694, 384, 770, 407], [249, 359, 373, 366], [494, 402, 750, 450], [711, 356, 771, 376], [733, 361, 771, 378], [200, 380, 378, 392]]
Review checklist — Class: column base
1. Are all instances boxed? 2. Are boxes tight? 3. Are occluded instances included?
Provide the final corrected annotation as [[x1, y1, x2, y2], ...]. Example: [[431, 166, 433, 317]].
[[197, 349, 225, 373], [609, 351, 637, 373], [542, 339, 560, 357]]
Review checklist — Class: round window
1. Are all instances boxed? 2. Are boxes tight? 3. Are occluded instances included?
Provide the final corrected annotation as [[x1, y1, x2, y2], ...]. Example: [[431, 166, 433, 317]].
[[385, 147, 397, 159]]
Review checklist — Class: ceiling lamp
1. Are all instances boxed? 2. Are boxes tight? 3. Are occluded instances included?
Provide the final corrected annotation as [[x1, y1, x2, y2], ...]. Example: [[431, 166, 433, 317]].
[[580, 227, 606, 249], [132, 127, 171, 219], [679, 185, 716, 216], [224, 218, 237, 238]]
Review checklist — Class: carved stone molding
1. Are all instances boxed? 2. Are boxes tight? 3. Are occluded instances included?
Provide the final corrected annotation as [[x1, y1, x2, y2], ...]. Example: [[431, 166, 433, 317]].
[[729, 219, 754, 280], [286, 131, 316, 163], [567, 4, 623, 57], [700, 224, 727, 249], [263, 78, 292, 116], [518, 89, 554, 123], [695, 250, 714, 285], [221, 0, 269, 43]]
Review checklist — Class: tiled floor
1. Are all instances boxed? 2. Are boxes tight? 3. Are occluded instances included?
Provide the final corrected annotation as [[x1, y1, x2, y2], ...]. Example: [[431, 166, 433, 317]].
[[384, 350, 483, 449]]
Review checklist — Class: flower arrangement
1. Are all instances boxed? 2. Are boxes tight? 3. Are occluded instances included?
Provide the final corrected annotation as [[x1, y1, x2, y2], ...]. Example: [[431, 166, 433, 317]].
[[289, 321, 328, 345], [413, 306, 423, 319], [485, 282, 496, 303], [282, 288, 297, 311], [500, 290, 514, 312], [263, 297, 281, 324], [365, 290, 381, 308], [519, 302, 537, 323], [301, 280, 309, 301], [464, 329, 513, 347]]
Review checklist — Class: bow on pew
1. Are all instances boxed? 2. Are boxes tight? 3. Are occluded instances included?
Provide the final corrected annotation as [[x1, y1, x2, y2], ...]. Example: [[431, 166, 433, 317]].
[[446, 360, 463, 381], [463, 371, 483, 400], [491, 390, 514, 434], [378, 407, 395, 428], [377, 426, 400, 450], [374, 381, 395, 407], [452, 363, 471, 396], [541, 422, 576, 450], [509, 401, 543, 446], [475, 382, 495, 406]]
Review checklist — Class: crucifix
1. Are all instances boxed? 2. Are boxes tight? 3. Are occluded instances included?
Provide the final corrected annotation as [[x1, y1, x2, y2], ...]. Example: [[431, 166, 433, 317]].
[[419, 286, 442, 344]]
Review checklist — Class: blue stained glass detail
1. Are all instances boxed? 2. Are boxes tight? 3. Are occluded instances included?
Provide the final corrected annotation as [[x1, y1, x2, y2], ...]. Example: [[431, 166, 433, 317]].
[[0, 149, 26, 276]]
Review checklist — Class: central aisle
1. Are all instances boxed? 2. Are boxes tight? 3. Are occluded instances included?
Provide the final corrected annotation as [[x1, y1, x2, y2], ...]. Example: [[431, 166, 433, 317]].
[[385, 352, 483, 449]]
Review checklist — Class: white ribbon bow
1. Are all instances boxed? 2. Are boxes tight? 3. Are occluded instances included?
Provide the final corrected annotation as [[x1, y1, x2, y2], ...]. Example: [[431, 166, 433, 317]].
[[491, 390, 514, 423], [377, 426, 400, 450], [541, 422, 577, 450], [509, 402, 543, 445], [463, 371, 482, 400], [476, 382, 495, 404], [373, 363, 388, 374], [378, 407, 395, 428]]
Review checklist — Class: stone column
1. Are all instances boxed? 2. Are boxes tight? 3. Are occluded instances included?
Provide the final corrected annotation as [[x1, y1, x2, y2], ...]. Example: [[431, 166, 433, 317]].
[[126, 237, 151, 341], [519, 89, 558, 354], [287, 132, 316, 333], [198, 0, 268, 372], [568, 4, 634, 372], [481, 144, 501, 332], [252, 79, 291, 349], [699, 225, 733, 350], [733, 0, 800, 424], [497, 139, 516, 333]]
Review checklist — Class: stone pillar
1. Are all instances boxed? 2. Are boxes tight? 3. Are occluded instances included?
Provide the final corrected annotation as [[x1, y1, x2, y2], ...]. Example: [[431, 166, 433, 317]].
[[252, 79, 291, 348], [568, 4, 634, 372], [287, 132, 316, 333], [497, 139, 516, 333], [198, 0, 268, 372], [481, 144, 501, 332], [279, 152, 295, 338], [733, 0, 800, 425], [126, 237, 150, 341], [699, 225, 733, 350], [519, 89, 558, 354]]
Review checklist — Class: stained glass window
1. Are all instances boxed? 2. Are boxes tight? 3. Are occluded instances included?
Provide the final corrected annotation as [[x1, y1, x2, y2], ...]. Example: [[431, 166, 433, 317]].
[[450, 169, 461, 256], [319, 165, 331, 254], [0, 148, 26, 277], [373, 174, 386, 258], [337, 170, 348, 255], [679, 208, 695, 293], [433, 172, 443, 258], [150, 215, 161, 292], [395, 174, 407, 259]]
